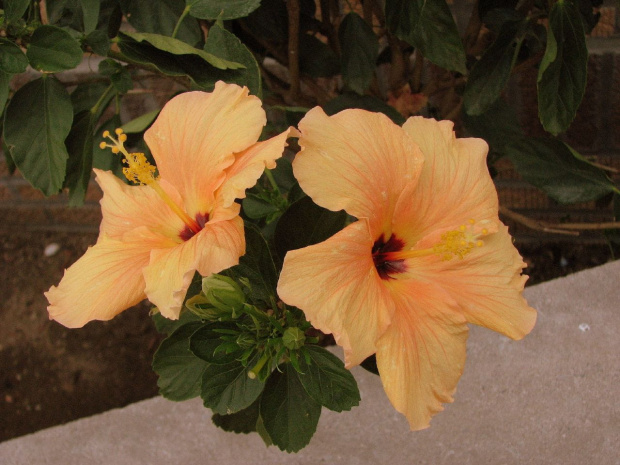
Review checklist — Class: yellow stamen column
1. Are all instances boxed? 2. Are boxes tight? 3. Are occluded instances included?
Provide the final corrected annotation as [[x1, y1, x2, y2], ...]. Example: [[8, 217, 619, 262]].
[[387, 220, 490, 262], [100, 129, 201, 234]]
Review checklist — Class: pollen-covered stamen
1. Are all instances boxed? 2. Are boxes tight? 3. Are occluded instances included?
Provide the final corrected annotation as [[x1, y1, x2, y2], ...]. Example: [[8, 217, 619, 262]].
[[385, 219, 491, 262], [99, 128, 201, 235], [122, 152, 158, 185]]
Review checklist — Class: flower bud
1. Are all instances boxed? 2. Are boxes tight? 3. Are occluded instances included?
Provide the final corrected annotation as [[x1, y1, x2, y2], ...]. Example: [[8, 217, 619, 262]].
[[185, 294, 231, 320], [282, 327, 306, 350], [202, 274, 246, 313]]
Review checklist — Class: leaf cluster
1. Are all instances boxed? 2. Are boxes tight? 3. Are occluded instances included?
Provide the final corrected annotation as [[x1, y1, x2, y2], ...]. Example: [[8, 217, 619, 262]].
[[1, 0, 616, 216], [152, 184, 359, 452]]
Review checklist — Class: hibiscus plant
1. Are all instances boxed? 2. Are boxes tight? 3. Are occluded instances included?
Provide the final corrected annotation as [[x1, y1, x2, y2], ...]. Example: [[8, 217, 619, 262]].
[[1, 0, 618, 454]]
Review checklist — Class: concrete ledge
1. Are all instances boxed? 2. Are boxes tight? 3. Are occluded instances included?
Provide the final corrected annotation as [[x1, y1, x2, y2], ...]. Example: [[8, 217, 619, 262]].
[[2, 260, 619, 464]]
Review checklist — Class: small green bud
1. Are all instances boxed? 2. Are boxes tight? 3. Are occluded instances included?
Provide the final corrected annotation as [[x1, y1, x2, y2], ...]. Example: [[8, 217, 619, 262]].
[[185, 294, 230, 320], [202, 274, 246, 313], [282, 327, 306, 350]]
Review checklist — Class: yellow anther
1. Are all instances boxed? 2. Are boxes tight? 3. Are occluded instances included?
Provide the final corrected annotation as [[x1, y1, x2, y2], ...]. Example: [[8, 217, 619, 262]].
[[433, 230, 475, 260], [99, 141, 107, 150], [119, 133, 128, 143], [111, 146, 120, 154], [115, 128, 124, 135], [431, 219, 490, 261], [103, 130, 110, 138], [122, 152, 157, 186]]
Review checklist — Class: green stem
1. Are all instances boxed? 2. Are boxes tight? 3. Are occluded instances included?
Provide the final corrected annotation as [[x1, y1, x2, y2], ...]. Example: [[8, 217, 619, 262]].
[[171, 5, 191, 39], [264, 168, 280, 193], [248, 353, 270, 379], [90, 83, 116, 120]]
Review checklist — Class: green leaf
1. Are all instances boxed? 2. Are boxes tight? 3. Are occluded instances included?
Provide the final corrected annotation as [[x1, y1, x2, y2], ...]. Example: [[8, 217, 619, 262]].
[[100, 0, 123, 38], [121, 110, 160, 134], [270, 157, 296, 193], [79, 0, 100, 33], [339, 12, 379, 94], [323, 93, 405, 125], [200, 357, 265, 415], [0, 39, 29, 74], [242, 193, 281, 219], [274, 196, 348, 263], [260, 364, 322, 453], [46, 0, 85, 30], [462, 98, 523, 154], [190, 323, 242, 365], [463, 20, 525, 115], [71, 81, 111, 115], [121, 0, 202, 47], [26, 25, 83, 73], [537, 0, 588, 135], [505, 137, 618, 204], [204, 23, 262, 97], [0, 72, 11, 115], [117, 31, 244, 89], [211, 398, 261, 434], [122, 31, 243, 70], [188, 0, 261, 20], [99, 59, 133, 94], [64, 110, 94, 206], [385, 0, 466, 74], [3, 77, 72, 196], [222, 225, 278, 304], [152, 322, 208, 401], [297, 346, 360, 412], [299, 34, 340, 78], [4, 0, 31, 22], [83, 29, 110, 56]]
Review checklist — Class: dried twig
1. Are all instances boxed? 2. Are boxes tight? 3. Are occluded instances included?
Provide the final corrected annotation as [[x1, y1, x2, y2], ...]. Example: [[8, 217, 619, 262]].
[[411, 51, 424, 93], [499, 206, 620, 235], [587, 161, 619, 174], [287, 0, 301, 101], [320, 0, 340, 55]]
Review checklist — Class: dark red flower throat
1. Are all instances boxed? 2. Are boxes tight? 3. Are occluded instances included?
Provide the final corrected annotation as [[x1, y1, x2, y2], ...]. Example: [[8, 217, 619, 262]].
[[372, 234, 407, 280], [179, 212, 209, 241]]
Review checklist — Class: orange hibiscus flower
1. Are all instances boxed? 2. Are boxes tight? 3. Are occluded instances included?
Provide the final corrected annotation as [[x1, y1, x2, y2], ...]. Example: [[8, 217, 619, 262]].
[[277, 107, 536, 430], [46, 82, 290, 328]]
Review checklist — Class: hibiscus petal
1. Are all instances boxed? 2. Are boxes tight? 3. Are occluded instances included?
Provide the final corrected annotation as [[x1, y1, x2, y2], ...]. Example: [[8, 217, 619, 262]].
[[45, 234, 153, 328], [376, 280, 468, 430], [143, 216, 245, 320], [96, 169, 185, 242], [396, 117, 497, 245], [216, 128, 291, 209], [295, 107, 423, 236], [413, 224, 536, 340], [277, 220, 395, 367], [144, 82, 266, 218]]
